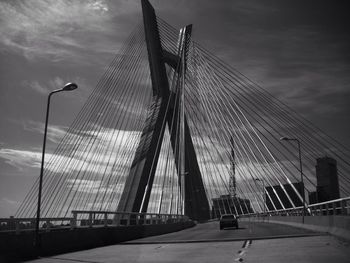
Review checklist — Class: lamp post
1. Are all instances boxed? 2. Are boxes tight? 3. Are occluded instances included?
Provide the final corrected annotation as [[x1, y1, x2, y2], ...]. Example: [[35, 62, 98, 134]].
[[280, 136, 305, 223], [255, 178, 265, 218], [35, 83, 78, 252]]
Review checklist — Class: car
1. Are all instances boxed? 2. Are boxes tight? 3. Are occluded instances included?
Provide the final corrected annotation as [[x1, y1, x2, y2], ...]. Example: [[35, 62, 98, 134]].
[[219, 214, 238, 230]]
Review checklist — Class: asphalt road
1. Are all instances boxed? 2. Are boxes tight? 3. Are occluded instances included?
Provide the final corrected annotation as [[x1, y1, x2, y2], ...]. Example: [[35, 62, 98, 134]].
[[26, 221, 350, 263], [125, 220, 319, 243]]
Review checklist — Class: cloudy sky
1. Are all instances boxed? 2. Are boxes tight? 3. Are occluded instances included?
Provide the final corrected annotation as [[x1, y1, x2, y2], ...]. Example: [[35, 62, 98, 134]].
[[0, 0, 349, 217]]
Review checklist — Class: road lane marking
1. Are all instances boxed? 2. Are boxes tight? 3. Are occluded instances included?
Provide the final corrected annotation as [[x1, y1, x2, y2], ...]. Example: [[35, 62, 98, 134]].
[[234, 240, 252, 262], [242, 239, 251, 249], [155, 244, 169, 249], [122, 232, 324, 244]]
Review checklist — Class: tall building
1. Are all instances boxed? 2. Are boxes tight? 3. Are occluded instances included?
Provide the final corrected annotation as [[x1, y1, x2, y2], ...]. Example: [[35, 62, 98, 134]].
[[265, 182, 304, 210], [211, 195, 253, 218], [315, 156, 339, 202], [228, 136, 236, 197], [308, 191, 318, 205]]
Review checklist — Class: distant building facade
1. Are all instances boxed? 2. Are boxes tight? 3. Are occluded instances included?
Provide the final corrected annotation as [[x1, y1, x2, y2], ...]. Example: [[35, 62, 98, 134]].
[[265, 182, 303, 210], [211, 195, 253, 218], [308, 191, 318, 205], [314, 156, 339, 203]]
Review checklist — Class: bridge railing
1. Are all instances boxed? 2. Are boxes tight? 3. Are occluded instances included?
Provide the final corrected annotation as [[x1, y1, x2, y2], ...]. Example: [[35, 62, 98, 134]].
[[308, 197, 349, 216], [71, 210, 189, 228], [0, 217, 72, 234], [0, 211, 189, 233], [242, 196, 349, 218]]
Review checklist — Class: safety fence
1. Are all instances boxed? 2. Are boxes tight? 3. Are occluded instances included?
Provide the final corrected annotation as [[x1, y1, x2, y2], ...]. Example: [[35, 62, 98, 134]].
[[241, 196, 349, 218], [1, 197, 349, 233], [0, 211, 189, 234]]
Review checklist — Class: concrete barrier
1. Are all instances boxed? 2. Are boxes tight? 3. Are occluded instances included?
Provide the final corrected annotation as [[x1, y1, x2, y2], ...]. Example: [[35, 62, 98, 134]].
[[0, 221, 195, 262], [247, 216, 350, 241]]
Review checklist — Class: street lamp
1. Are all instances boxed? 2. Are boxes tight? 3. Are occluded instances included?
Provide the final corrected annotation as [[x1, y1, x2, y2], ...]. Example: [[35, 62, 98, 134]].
[[255, 178, 266, 217], [35, 83, 78, 252], [280, 136, 305, 223]]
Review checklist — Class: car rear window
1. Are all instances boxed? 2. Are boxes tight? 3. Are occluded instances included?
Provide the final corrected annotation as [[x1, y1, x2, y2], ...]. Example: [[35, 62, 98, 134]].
[[221, 215, 236, 219]]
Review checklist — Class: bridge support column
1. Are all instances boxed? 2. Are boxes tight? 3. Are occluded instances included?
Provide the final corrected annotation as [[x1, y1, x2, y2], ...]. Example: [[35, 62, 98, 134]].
[[117, 0, 210, 221]]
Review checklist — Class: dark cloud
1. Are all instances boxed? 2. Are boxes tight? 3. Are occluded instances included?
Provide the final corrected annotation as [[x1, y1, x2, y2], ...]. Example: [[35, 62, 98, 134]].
[[0, 0, 349, 216]]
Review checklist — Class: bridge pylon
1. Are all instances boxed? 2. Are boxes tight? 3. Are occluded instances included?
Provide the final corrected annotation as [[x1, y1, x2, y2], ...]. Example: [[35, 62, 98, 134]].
[[117, 0, 210, 221]]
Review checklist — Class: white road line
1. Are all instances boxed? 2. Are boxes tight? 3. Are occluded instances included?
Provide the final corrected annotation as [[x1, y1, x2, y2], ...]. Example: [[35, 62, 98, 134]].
[[234, 240, 252, 262]]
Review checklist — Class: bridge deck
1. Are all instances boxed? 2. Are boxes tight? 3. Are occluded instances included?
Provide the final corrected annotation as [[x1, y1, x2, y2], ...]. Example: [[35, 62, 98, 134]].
[[26, 221, 350, 263], [124, 220, 319, 243]]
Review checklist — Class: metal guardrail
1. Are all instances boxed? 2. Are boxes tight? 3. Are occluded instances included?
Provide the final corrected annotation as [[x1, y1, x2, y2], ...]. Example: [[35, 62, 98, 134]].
[[1, 197, 348, 233], [308, 197, 349, 216], [0, 211, 189, 234], [71, 210, 189, 228], [0, 217, 72, 234], [241, 196, 350, 218]]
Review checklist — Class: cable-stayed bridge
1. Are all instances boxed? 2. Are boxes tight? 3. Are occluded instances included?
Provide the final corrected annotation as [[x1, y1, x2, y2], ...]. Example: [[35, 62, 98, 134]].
[[1, 0, 349, 261]]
